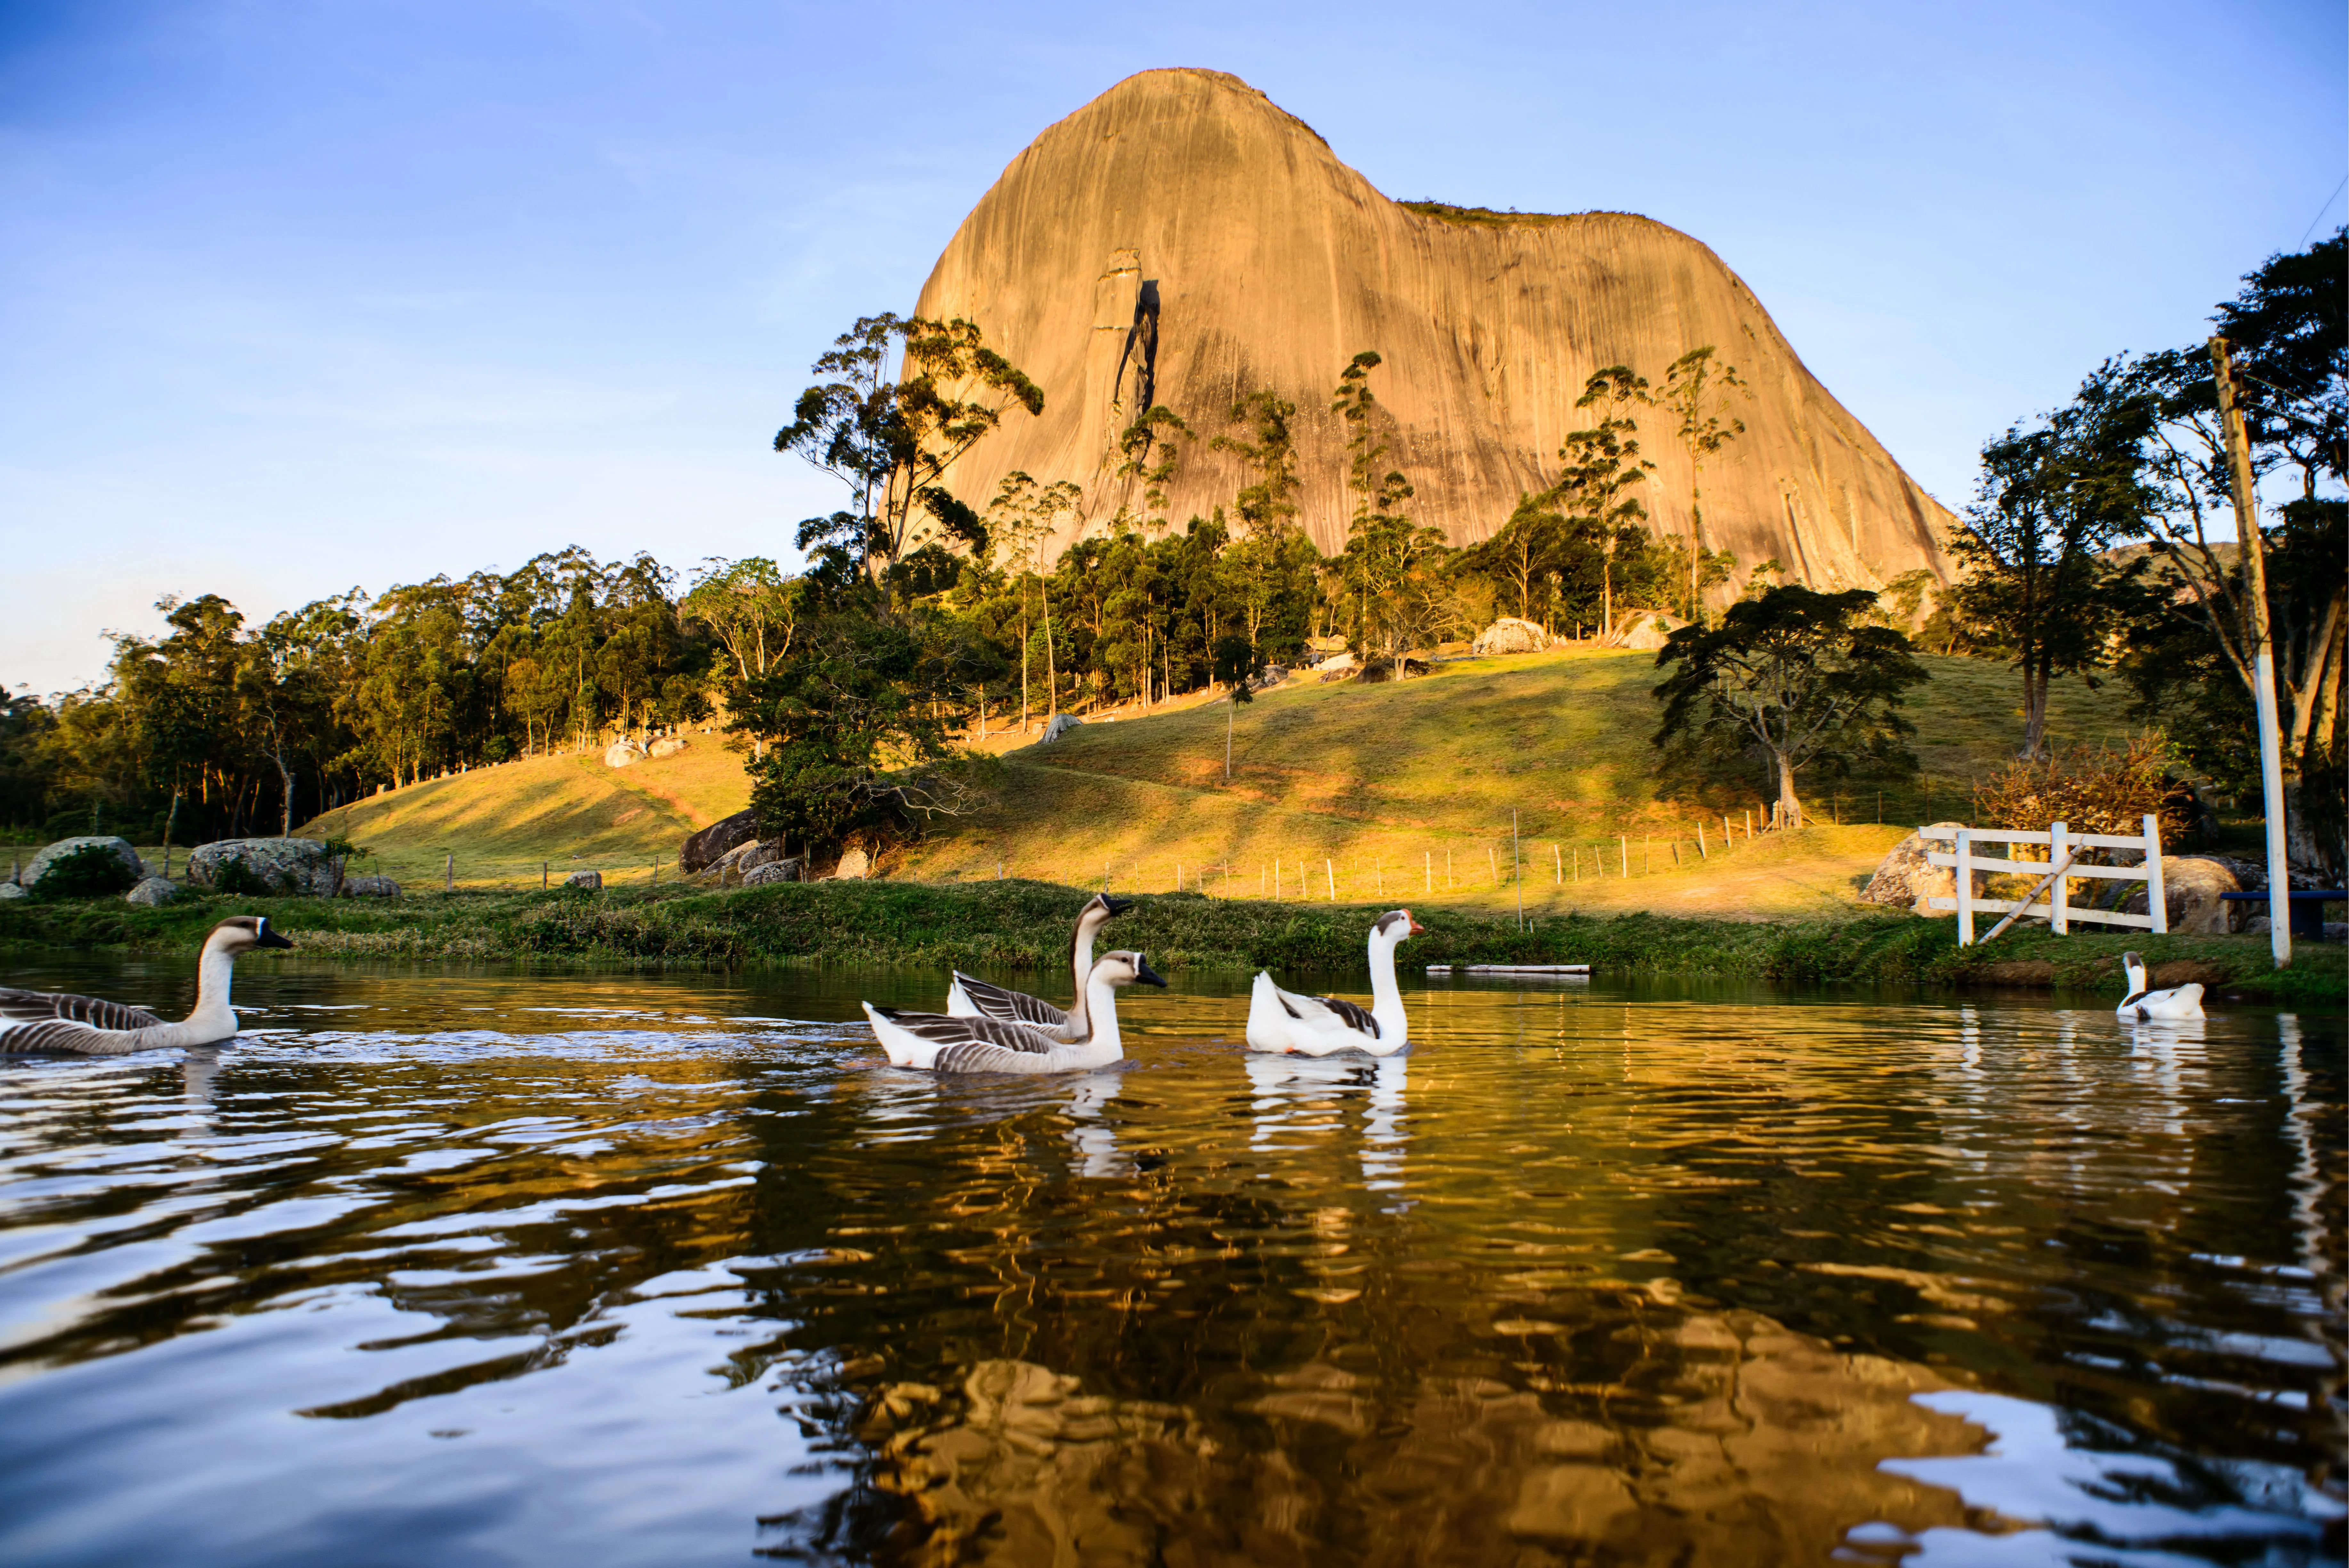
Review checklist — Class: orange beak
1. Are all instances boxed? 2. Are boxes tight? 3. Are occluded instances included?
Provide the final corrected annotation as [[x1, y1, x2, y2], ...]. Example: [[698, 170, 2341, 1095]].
[[1405, 909, 1425, 935]]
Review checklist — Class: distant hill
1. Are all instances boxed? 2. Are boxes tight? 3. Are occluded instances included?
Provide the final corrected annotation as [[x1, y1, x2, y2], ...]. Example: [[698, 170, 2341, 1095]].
[[916, 68, 1956, 603]]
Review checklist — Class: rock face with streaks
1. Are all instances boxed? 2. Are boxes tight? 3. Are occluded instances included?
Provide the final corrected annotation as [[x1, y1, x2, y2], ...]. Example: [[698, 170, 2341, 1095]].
[[915, 69, 1955, 601]]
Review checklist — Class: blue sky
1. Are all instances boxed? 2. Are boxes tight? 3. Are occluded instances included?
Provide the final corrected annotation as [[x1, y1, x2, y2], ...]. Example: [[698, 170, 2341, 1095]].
[[3, 0, 2341, 694]]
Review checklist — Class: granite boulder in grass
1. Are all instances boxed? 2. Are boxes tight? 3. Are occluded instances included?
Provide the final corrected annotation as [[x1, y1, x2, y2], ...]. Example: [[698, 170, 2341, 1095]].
[[22, 838, 145, 897]]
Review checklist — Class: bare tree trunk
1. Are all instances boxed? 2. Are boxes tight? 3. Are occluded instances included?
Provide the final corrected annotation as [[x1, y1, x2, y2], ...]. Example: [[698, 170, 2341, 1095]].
[[1042, 580, 1059, 720], [1775, 749, 1803, 828]]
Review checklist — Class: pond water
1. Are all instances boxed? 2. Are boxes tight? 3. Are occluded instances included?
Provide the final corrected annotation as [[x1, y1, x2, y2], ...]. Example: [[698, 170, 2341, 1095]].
[[0, 956, 2339, 1567]]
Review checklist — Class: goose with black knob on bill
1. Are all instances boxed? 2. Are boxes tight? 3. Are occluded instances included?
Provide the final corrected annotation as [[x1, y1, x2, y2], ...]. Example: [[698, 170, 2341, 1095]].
[[0, 916, 293, 1055], [865, 950, 1166, 1074], [1246, 909, 1422, 1058], [2115, 951, 2204, 1022], [945, 893, 1130, 1043]]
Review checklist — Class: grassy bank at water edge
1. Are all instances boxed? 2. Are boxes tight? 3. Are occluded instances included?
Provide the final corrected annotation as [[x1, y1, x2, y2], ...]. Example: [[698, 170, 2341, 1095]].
[[1, 880, 2338, 1004]]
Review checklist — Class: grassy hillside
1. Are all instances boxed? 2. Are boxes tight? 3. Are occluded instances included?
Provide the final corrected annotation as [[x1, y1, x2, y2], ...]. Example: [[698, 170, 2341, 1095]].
[[896, 650, 2136, 920], [295, 735, 752, 891], [287, 650, 2140, 919]]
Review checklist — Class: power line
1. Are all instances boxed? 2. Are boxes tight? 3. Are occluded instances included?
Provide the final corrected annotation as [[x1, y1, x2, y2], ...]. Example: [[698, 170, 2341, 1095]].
[[2296, 175, 2347, 249]]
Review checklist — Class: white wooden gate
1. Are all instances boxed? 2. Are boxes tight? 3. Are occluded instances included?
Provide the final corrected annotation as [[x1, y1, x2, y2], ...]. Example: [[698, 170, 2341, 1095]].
[[1918, 816, 2169, 946]]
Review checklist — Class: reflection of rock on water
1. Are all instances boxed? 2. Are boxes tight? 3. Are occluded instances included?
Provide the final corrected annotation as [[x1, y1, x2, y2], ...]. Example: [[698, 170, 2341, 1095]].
[[864, 1308, 1992, 1565]]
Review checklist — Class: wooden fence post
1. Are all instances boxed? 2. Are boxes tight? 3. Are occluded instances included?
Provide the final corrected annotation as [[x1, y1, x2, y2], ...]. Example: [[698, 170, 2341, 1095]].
[[2144, 814, 2168, 936], [2049, 821, 2068, 935], [1619, 835, 1628, 877], [1425, 851, 1431, 893], [1326, 858, 1336, 901], [1697, 821, 1707, 858], [444, 853, 453, 893], [1553, 843, 1562, 884], [1955, 828, 1974, 946]]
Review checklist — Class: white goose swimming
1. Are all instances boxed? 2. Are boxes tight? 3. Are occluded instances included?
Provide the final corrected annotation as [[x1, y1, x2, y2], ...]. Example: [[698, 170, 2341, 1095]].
[[866, 949, 1166, 1073], [0, 916, 293, 1055], [2116, 950, 2204, 1022], [1245, 909, 1422, 1057], [945, 893, 1131, 1043]]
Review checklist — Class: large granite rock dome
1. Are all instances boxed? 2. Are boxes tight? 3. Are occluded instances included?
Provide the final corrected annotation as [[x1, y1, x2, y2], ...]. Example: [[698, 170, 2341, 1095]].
[[916, 69, 1955, 601]]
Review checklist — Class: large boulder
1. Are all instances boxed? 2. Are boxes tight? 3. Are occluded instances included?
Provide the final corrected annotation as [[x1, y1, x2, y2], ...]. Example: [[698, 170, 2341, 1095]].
[[679, 810, 760, 872], [1034, 713, 1084, 745], [711, 838, 793, 886], [741, 860, 801, 887], [1470, 617, 1548, 655], [0, 883, 25, 901], [604, 738, 646, 768], [563, 869, 603, 890], [649, 736, 690, 759], [341, 873, 401, 899], [21, 836, 145, 894], [125, 876, 179, 907], [1313, 650, 1358, 682], [1859, 824, 1975, 914], [188, 838, 332, 895], [834, 847, 872, 881], [1610, 611, 1688, 651], [2120, 856, 2241, 934]]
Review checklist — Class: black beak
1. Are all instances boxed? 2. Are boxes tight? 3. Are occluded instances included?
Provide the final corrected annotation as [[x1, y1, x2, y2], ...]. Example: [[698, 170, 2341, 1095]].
[[1102, 895, 1135, 917], [259, 928, 294, 950], [1135, 955, 1167, 987]]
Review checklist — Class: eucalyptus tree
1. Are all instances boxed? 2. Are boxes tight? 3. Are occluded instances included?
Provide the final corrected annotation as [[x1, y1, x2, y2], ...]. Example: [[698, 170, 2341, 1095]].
[[1558, 364, 1658, 635], [1654, 347, 1749, 619], [775, 314, 1044, 584], [1211, 389, 1301, 537]]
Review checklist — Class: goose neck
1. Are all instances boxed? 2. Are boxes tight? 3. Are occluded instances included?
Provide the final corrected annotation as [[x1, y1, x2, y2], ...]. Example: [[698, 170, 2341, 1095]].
[[1367, 936, 1405, 1036], [187, 942, 239, 1033], [1081, 977, 1122, 1053], [1066, 914, 1108, 1032]]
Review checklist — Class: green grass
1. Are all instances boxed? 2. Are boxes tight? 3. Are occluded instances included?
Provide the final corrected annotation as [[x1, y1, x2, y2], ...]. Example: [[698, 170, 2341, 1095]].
[[4, 879, 2336, 1005], [898, 649, 2140, 921], [289, 738, 755, 891]]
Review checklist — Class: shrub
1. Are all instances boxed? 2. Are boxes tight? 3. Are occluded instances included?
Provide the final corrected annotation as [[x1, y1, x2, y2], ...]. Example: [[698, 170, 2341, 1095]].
[[1972, 735, 2197, 843], [31, 843, 138, 899]]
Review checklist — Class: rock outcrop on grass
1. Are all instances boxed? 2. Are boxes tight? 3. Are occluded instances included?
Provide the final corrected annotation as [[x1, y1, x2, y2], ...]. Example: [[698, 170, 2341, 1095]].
[[680, 810, 760, 872], [1861, 825, 1970, 913], [913, 68, 1954, 598], [188, 838, 331, 895], [2120, 856, 2241, 934], [1471, 618, 1548, 655], [563, 870, 603, 890], [125, 876, 178, 906], [604, 739, 646, 768], [1609, 612, 1687, 651], [22, 836, 146, 894]]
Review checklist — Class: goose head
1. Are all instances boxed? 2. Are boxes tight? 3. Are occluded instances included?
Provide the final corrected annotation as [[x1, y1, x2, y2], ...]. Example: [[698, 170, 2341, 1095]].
[[1373, 909, 1426, 945], [1081, 894, 1135, 923], [1089, 950, 1167, 989], [2119, 949, 2148, 995], [207, 915, 295, 955]]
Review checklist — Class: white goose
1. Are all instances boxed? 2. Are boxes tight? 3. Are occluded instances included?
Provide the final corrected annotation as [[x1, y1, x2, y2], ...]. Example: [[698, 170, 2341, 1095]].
[[866, 949, 1166, 1073], [0, 916, 293, 1055], [2116, 950, 2204, 1022], [1245, 909, 1422, 1057], [945, 893, 1132, 1043]]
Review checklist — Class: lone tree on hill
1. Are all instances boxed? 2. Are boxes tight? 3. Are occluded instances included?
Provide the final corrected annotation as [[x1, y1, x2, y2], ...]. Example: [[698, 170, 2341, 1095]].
[[1652, 584, 1926, 829], [775, 314, 1043, 586]]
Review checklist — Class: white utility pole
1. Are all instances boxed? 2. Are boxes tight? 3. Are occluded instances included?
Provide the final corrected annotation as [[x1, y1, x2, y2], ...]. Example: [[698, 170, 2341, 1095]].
[[2211, 336, 2291, 968]]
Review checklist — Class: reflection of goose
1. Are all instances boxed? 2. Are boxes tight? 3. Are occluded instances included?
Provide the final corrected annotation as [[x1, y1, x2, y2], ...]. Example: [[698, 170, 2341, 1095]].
[[1244, 1053, 1412, 1189], [1246, 910, 1420, 1056], [946, 894, 1131, 1042], [865, 951, 1166, 1073], [0, 917, 292, 1055], [1061, 1070, 1128, 1177], [2116, 951, 2203, 1022]]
